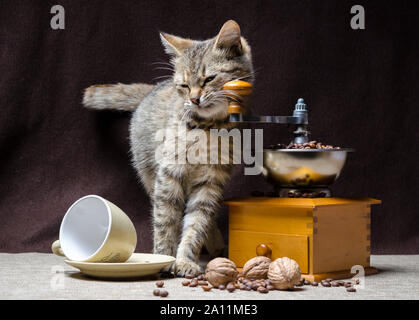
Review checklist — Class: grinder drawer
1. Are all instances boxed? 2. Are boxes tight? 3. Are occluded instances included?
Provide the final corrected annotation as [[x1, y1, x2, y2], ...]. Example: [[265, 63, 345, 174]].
[[229, 230, 309, 273]]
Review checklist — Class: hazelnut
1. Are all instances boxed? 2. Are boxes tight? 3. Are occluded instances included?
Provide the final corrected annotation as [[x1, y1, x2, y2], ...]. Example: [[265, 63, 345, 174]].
[[256, 244, 272, 258], [242, 256, 271, 279], [268, 257, 301, 290], [205, 257, 238, 288]]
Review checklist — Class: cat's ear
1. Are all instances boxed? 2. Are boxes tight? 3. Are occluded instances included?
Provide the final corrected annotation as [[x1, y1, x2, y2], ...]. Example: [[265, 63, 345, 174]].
[[214, 20, 247, 57], [160, 33, 194, 56]]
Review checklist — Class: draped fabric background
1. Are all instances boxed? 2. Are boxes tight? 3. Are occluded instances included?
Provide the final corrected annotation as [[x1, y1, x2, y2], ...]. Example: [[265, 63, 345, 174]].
[[0, 0, 417, 254]]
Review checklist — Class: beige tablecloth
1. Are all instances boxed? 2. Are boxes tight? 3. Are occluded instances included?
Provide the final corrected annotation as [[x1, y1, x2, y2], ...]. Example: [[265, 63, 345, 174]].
[[1, 253, 418, 300]]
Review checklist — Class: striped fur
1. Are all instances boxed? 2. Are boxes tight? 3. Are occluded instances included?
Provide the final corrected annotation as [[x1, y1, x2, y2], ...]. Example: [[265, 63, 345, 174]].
[[83, 20, 254, 276]]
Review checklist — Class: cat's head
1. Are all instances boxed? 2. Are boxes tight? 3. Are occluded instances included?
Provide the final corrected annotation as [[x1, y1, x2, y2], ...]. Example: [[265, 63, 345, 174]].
[[160, 20, 254, 121]]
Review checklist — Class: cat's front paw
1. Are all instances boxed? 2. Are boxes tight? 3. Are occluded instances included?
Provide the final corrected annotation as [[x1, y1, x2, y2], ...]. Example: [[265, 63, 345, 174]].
[[173, 259, 202, 277]]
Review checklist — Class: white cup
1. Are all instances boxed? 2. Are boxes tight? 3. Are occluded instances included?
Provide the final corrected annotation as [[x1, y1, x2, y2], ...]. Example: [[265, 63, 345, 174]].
[[51, 195, 137, 262]]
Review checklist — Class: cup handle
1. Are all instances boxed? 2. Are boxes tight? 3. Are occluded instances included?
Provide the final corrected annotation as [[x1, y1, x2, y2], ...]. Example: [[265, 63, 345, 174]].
[[51, 240, 65, 257]]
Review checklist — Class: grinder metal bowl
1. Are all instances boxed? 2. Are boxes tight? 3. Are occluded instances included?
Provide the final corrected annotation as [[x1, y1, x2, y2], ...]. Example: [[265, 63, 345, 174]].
[[262, 148, 353, 197], [222, 80, 353, 197]]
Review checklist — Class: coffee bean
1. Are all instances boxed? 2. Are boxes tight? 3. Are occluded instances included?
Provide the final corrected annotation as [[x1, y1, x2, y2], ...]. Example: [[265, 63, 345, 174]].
[[311, 281, 318, 286], [257, 286, 269, 294], [267, 285, 275, 291], [321, 281, 331, 287], [153, 289, 160, 296], [227, 284, 235, 292], [182, 280, 190, 286], [275, 142, 342, 150], [202, 285, 212, 292], [346, 287, 356, 292], [185, 274, 194, 279], [156, 281, 164, 288], [331, 281, 340, 287], [218, 284, 226, 290], [264, 279, 271, 286], [243, 279, 249, 284], [344, 282, 352, 288], [197, 275, 204, 280], [337, 280, 345, 286], [240, 284, 247, 290], [304, 279, 311, 285], [251, 283, 260, 291], [355, 279, 360, 285], [198, 281, 208, 286], [160, 290, 169, 297], [245, 285, 252, 291], [189, 281, 198, 287]]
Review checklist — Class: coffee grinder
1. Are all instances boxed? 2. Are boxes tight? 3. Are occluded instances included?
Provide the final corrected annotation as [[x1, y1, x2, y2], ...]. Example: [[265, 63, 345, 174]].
[[222, 80, 380, 281]]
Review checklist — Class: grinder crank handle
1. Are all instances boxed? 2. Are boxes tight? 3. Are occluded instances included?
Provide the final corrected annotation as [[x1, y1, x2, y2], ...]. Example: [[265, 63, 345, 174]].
[[222, 80, 307, 125], [222, 80, 253, 117]]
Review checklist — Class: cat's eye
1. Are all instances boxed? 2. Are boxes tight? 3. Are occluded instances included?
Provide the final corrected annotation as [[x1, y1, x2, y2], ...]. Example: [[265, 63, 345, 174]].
[[204, 75, 216, 85]]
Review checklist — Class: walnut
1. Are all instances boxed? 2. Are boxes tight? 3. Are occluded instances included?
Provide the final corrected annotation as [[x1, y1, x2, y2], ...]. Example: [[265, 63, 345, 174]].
[[242, 256, 271, 279], [268, 257, 301, 290], [205, 257, 238, 288]]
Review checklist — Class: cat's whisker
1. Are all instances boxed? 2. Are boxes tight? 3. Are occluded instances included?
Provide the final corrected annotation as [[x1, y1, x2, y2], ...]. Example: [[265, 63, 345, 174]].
[[150, 61, 174, 67], [214, 95, 239, 103], [152, 75, 173, 82], [206, 96, 230, 105], [230, 69, 257, 82], [231, 74, 254, 82], [181, 108, 193, 121], [214, 91, 241, 102], [220, 90, 242, 99], [201, 92, 216, 102], [154, 67, 175, 72]]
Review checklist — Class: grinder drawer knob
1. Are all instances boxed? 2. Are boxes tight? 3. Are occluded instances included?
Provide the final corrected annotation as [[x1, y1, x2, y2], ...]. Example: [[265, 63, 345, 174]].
[[256, 244, 272, 259]]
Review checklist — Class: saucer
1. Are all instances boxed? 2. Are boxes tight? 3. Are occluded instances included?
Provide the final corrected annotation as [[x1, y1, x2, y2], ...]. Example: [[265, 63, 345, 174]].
[[64, 253, 175, 279]]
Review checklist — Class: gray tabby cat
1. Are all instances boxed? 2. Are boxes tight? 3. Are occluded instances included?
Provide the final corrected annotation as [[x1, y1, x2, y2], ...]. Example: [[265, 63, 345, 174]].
[[83, 20, 254, 276]]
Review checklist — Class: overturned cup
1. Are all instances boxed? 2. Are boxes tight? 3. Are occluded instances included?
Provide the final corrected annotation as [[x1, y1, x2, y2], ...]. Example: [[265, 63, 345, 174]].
[[52, 195, 137, 263]]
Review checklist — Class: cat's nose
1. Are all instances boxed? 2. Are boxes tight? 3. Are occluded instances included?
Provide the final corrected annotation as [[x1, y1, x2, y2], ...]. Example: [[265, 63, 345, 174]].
[[190, 96, 200, 105]]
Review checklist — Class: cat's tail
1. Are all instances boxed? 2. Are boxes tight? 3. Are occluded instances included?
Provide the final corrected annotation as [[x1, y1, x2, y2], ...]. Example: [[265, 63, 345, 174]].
[[82, 83, 155, 112]]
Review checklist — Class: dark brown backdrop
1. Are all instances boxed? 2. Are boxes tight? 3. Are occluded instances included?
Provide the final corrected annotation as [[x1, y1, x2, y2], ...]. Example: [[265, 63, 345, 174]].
[[0, 0, 418, 254]]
